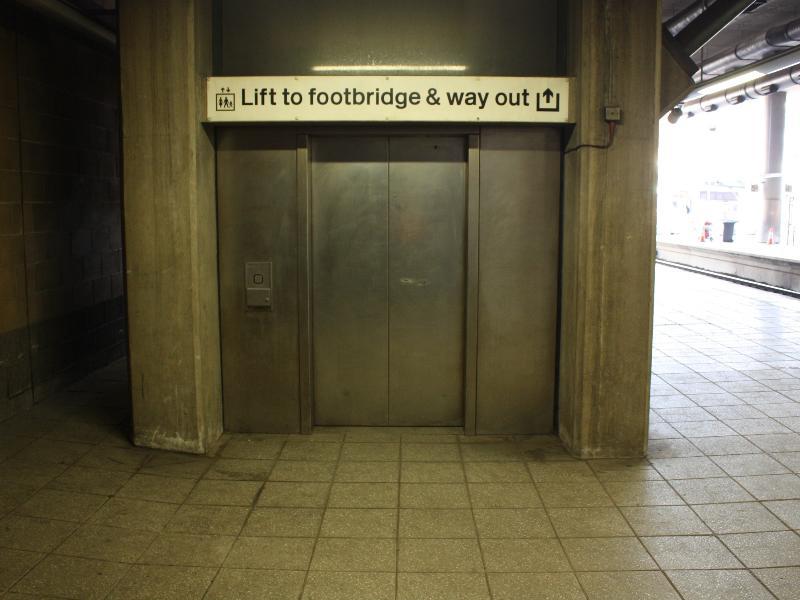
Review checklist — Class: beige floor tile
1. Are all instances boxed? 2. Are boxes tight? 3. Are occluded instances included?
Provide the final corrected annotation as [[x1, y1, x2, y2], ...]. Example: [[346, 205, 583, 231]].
[[748, 434, 800, 454], [0, 482, 37, 518], [335, 461, 399, 482], [0, 435, 36, 462], [54, 524, 155, 563], [0, 459, 69, 488], [243, 507, 323, 537], [401, 462, 464, 483], [488, 572, 586, 600], [220, 437, 285, 460], [650, 457, 726, 479], [469, 483, 542, 508], [734, 474, 800, 500], [403, 433, 458, 444], [577, 571, 680, 600], [0, 515, 78, 552], [280, 441, 341, 461], [205, 568, 305, 600], [138, 453, 212, 479], [670, 477, 754, 504], [667, 569, 774, 600], [713, 453, 790, 476], [269, 461, 337, 482], [320, 508, 397, 538], [310, 538, 396, 571], [15, 488, 107, 522], [345, 430, 402, 443], [621, 505, 711, 535], [90, 497, 178, 532], [302, 571, 396, 600], [0, 549, 42, 592], [116, 474, 195, 504], [753, 567, 800, 600], [397, 572, 490, 600], [289, 431, 346, 443], [400, 483, 470, 508], [720, 531, 800, 568], [561, 538, 657, 571], [527, 462, 597, 482], [689, 436, 762, 456], [589, 459, 662, 482], [106, 564, 216, 600], [692, 502, 787, 533], [76, 444, 150, 472], [672, 421, 740, 438], [327, 482, 398, 508], [340, 443, 400, 462], [602, 481, 684, 506], [398, 538, 484, 572], [480, 538, 570, 572], [402, 443, 460, 462], [460, 443, 522, 462], [137, 532, 234, 567], [224, 536, 315, 570], [465, 462, 531, 483], [727, 419, 792, 436], [48, 465, 131, 495], [704, 406, 766, 420], [473, 508, 554, 538], [185, 479, 262, 506], [517, 437, 574, 461], [647, 438, 704, 459], [165, 504, 249, 535], [764, 499, 800, 528], [203, 458, 274, 480], [12, 555, 127, 599], [773, 452, 800, 472], [548, 507, 633, 537], [399, 508, 477, 538], [258, 481, 331, 507], [642, 536, 742, 570], [14, 439, 93, 466], [536, 481, 614, 508]]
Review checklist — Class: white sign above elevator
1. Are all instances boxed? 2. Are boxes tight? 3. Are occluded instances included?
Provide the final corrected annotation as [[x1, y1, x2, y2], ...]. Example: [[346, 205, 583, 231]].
[[205, 76, 572, 123]]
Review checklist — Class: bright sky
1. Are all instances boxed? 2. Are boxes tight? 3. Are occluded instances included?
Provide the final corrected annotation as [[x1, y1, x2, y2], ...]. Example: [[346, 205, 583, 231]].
[[658, 86, 799, 248]]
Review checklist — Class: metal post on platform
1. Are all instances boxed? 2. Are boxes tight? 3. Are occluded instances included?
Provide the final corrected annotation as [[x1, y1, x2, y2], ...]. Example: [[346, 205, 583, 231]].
[[761, 92, 786, 244]]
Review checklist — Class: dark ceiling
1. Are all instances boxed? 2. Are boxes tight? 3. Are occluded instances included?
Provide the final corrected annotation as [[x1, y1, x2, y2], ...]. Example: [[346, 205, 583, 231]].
[[663, 0, 800, 71]]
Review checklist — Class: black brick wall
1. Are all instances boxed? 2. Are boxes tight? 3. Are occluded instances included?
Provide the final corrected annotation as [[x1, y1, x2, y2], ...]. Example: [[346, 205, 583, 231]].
[[0, 4, 126, 420]]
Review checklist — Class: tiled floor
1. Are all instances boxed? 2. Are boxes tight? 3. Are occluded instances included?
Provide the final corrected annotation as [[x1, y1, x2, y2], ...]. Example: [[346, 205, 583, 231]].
[[0, 264, 798, 599]]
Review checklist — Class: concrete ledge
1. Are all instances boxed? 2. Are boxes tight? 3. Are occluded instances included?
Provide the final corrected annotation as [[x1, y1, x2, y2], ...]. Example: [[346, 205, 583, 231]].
[[657, 241, 800, 292]]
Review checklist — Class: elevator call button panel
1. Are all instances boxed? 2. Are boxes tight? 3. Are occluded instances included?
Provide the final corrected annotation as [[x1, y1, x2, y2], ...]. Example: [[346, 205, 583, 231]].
[[245, 261, 272, 309]]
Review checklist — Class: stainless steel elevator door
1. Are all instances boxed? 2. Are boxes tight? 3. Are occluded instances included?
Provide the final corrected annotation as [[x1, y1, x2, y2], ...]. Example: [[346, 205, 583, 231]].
[[311, 136, 466, 426]]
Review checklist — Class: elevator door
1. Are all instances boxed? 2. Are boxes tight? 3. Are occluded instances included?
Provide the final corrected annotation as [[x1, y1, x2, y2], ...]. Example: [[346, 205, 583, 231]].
[[312, 136, 466, 426]]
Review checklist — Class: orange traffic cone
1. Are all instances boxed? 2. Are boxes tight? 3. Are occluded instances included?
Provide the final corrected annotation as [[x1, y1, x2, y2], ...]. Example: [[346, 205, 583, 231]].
[[768, 227, 775, 245]]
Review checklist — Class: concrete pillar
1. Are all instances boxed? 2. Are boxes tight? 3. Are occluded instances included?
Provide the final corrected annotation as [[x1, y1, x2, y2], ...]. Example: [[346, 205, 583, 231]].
[[761, 91, 786, 243], [119, 0, 222, 453], [559, 0, 660, 458]]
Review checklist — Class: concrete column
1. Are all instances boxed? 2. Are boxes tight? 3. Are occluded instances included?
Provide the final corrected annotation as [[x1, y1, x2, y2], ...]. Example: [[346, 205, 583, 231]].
[[119, 0, 222, 453], [761, 91, 786, 243], [559, 0, 660, 458]]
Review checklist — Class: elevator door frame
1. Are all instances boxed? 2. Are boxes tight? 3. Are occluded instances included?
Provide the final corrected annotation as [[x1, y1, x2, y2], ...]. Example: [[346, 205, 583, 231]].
[[295, 126, 481, 434]]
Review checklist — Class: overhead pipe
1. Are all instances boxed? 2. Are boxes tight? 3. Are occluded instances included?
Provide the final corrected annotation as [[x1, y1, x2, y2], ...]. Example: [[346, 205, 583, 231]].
[[14, 0, 116, 48], [665, 0, 714, 37], [679, 63, 800, 115], [675, 0, 754, 56], [696, 16, 800, 79], [687, 45, 800, 100]]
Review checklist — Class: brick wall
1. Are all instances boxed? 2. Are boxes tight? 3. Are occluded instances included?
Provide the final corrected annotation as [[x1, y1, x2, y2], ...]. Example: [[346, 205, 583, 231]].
[[0, 3, 126, 421]]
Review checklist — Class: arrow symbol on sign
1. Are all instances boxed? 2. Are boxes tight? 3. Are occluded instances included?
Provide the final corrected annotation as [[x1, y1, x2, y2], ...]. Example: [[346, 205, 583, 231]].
[[542, 88, 554, 102]]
